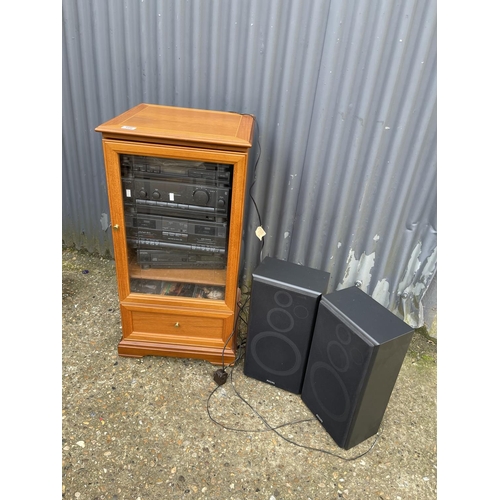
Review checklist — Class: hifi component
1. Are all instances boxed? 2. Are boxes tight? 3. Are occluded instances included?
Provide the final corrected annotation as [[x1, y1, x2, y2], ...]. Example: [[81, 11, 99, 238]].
[[301, 286, 414, 450], [244, 257, 330, 394]]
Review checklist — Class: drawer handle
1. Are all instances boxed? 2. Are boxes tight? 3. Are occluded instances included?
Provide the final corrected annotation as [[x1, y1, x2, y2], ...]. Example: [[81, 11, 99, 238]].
[[174, 322, 180, 327]]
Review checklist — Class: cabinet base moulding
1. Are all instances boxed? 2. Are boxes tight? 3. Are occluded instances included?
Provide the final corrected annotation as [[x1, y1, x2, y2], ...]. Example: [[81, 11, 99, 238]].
[[117, 338, 236, 365]]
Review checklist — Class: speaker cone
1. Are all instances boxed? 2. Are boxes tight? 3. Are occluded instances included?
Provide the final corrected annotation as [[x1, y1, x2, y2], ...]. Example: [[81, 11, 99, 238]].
[[250, 331, 302, 376]]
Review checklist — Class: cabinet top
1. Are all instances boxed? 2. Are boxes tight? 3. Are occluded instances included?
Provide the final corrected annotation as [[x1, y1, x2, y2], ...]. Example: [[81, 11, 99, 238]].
[[95, 103, 254, 152]]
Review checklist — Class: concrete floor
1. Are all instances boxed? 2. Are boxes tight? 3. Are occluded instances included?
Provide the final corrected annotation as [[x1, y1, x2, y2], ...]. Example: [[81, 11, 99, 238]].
[[62, 248, 437, 499]]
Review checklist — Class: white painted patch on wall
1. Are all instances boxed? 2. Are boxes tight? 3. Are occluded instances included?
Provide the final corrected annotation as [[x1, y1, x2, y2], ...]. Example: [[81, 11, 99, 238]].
[[337, 248, 376, 292], [421, 246, 437, 278], [401, 295, 424, 329], [396, 242, 437, 328], [100, 213, 109, 231], [330, 241, 436, 329], [397, 242, 423, 298], [372, 279, 390, 308]]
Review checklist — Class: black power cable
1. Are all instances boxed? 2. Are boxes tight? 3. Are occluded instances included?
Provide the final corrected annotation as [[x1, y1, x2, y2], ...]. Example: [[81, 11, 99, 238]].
[[229, 111, 264, 257], [207, 338, 384, 462], [248, 117, 265, 260]]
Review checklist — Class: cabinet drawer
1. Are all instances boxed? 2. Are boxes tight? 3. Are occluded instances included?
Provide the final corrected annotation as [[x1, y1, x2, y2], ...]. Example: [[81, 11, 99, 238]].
[[130, 309, 225, 340]]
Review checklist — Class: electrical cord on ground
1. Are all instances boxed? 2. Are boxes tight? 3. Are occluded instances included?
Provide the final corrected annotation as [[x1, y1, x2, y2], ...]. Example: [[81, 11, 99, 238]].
[[207, 348, 315, 433], [207, 340, 384, 462]]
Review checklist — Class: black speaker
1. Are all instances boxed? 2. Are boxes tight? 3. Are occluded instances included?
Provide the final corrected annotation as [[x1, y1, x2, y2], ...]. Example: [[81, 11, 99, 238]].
[[244, 257, 330, 394], [301, 286, 414, 450]]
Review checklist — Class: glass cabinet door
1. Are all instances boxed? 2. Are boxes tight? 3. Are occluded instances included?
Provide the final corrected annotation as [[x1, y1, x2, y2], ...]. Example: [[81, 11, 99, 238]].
[[120, 153, 232, 301]]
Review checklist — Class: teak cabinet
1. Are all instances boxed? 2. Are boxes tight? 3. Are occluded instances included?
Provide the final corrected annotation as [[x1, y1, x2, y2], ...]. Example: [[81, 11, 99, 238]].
[[95, 103, 254, 364]]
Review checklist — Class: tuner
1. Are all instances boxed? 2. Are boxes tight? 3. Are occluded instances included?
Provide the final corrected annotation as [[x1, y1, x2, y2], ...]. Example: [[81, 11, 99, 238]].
[[193, 189, 210, 205]]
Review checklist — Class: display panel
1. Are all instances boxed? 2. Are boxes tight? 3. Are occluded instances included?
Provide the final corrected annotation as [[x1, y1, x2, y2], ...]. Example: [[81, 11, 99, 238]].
[[120, 154, 232, 300]]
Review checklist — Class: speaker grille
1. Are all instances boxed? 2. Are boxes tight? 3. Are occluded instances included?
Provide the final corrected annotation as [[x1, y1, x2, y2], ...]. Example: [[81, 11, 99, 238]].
[[243, 257, 330, 394], [301, 287, 414, 450], [250, 331, 302, 376], [303, 304, 371, 433]]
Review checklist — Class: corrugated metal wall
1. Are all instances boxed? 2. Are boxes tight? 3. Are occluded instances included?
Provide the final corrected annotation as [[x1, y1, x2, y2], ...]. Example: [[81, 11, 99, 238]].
[[62, 0, 436, 327]]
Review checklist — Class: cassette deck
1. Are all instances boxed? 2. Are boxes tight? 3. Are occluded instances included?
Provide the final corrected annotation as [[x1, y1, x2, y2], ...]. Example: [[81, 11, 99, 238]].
[[125, 213, 227, 248]]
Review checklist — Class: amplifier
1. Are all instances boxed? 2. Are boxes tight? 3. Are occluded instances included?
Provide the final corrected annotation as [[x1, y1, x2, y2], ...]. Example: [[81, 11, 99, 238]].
[[122, 178, 230, 216]]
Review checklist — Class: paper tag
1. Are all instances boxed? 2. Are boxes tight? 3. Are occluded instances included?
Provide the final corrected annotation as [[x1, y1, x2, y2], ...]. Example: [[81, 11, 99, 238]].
[[255, 226, 266, 241], [169, 193, 175, 201], [126, 189, 131, 198], [121, 125, 136, 130]]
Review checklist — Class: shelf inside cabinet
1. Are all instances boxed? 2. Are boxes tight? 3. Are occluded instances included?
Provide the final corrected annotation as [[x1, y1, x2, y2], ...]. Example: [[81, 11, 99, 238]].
[[128, 259, 227, 286]]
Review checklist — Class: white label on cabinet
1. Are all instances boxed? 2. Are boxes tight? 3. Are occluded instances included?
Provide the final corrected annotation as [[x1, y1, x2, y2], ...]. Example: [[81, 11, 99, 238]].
[[126, 189, 132, 197], [169, 192, 175, 201], [121, 126, 136, 130]]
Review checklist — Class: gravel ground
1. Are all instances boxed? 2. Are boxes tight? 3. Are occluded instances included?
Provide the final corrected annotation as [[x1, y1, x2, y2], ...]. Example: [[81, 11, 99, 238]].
[[62, 247, 437, 500]]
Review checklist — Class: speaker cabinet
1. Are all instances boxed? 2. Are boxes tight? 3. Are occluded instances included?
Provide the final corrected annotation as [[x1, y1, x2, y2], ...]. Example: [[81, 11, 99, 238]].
[[301, 286, 414, 450], [244, 257, 330, 394]]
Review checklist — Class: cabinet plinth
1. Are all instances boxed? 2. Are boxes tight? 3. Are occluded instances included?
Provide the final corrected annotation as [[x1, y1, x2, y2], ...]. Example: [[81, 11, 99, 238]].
[[96, 104, 254, 364]]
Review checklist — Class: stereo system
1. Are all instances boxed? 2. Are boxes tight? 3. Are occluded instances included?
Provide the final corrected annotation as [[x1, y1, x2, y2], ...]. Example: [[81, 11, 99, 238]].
[[243, 259, 414, 450], [120, 155, 231, 269]]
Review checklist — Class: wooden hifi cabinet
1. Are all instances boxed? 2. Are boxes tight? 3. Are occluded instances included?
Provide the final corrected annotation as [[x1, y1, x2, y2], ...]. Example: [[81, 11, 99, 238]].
[[95, 104, 254, 364]]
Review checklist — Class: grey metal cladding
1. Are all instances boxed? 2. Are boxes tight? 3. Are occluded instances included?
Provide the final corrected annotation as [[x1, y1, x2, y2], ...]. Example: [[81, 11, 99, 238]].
[[62, 0, 437, 327]]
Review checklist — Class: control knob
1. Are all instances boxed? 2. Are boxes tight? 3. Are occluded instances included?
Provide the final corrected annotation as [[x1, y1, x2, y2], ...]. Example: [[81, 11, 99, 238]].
[[152, 190, 161, 200], [139, 189, 147, 199], [193, 189, 210, 205]]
